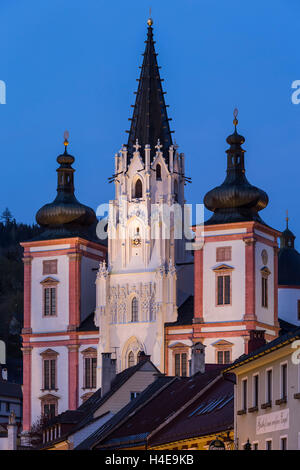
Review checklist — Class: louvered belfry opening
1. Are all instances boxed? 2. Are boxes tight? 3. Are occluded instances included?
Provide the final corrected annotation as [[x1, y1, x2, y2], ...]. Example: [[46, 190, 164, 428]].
[[126, 22, 173, 165]]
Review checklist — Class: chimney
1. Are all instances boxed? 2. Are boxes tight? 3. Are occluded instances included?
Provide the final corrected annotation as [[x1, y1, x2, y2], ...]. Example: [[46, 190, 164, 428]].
[[189, 342, 206, 376], [101, 353, 116, 397], [138, 351, 151, 363], [7, 411, 17, 450], [248, 330, 266, 354]]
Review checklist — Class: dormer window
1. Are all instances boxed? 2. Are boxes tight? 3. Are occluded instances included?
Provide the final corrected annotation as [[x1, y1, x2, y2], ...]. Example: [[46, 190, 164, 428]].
[[156, 164, 162, 180], [134, 179, 143, 198]]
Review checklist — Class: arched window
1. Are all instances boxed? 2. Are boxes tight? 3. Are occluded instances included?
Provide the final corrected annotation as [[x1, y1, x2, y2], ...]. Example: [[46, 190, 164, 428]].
[[128, 351, 135, 368], [174, 180, 178, 202], [134, 179, 143, 198], [156, 164, 161, 180], [131, 297, 138, 322]]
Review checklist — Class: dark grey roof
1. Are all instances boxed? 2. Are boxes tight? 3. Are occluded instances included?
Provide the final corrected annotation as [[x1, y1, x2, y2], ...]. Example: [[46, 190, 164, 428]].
[[46, 359, 160, 437], [224, 326, 300, 371], [77, 312, 98, 332], [279, 318, 298, 335], [75, 376, 174, 450], [0, 380, 22, 399], [278, 247, 300, 286], [165, 295, 194, 326]]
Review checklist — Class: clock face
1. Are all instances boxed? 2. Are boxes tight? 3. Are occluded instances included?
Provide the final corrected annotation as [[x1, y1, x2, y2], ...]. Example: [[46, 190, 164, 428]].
[[132, 237, 141, 247]]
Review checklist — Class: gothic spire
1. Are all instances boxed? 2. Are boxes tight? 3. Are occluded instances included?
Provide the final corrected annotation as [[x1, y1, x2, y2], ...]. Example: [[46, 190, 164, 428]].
[[126, 18, 173, 164]]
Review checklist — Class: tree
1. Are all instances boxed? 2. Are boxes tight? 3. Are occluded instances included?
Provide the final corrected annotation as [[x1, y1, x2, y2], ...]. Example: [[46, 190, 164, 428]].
[[1, 208, 13, 225]]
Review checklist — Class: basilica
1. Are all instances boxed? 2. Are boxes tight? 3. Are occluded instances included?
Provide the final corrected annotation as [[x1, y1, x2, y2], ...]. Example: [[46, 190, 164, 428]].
[[20, 19, 300, 434]]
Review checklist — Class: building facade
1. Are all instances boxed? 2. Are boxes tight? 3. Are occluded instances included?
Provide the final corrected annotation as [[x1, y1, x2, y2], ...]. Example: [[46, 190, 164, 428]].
[[225, 328, 300, 450], [21, 18, 300, 438], [21, 137, 107, 435]]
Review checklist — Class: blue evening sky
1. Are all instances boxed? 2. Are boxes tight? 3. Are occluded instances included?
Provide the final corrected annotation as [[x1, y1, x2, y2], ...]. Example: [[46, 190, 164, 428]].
[[0, 0, 300, 244]]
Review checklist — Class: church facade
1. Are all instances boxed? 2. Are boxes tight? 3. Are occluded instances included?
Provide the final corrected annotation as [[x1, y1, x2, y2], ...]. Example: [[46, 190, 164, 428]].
[[21, 19, 299, 435]]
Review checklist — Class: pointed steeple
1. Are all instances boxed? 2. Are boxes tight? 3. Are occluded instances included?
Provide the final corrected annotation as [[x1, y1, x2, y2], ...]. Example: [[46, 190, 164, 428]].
[[126, 18, 173, 165], [280, 211, 296, 249]]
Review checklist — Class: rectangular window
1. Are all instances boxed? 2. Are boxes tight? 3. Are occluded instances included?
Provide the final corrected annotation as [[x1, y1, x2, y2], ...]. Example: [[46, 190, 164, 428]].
[[174, 353, 187, 377], [253, 443, 258, 450], [253, 375, 259, 407], [44, 403, 56, 419], [44, 287, 56, 316], [216, 247, 232, 262], [84, 357, 97, 389], [181, 353, 187, 377], [175, 354, 180, 376], [281, 437, 287, 450], [262, 277, 268, 308], [267, 369, 272, 403], [266, 440, 272, 451], [217, 275, 231, 305], [281, 363, 287, 399], [43, 260, 58, 275], [242, 379, 247, 411], [43, 359, 56, 390], [217, 350, 231, 364]]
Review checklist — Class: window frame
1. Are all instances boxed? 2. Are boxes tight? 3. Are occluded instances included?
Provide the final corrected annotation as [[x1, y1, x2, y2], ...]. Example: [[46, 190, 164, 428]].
[[43, 259, 58, 275], [280, 361, 288, 400], [261, 267, 271, 309], [82, 347, 97, 390], [40, 349, 59, 391], [41, 277, 59, 318], [215, 271, 232, 306], [265, 439, 272, 451], [40, 395, 58, 420], [131, 297, 139, 323], [280, 435, 288, 450], [241, 378, 248, 411], [298, 299, 300, 321], [253, 373, 259, 408], [216, 246, 232, 262], [266, 368, 273, 404]]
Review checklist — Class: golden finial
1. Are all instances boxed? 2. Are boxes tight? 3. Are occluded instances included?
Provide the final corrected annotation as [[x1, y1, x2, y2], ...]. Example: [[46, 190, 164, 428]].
[[147, 7, 153, 26], [286, 209, 289, 228], [233, 108, 238, 127], [64, 130, 69, 147]]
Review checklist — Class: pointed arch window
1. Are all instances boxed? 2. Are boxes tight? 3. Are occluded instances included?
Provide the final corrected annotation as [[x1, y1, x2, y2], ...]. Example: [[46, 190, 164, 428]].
[[128, 351, 135, 368], [131, 297, 138, 322], [174, 180, 178, 202], [134, 179, 143, 198], [156, 164, 162, 180]]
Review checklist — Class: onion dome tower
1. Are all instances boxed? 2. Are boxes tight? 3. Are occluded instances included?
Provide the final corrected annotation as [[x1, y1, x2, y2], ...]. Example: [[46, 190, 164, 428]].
[[278, 213, 300, 286], [36, 132, 96, 240], [126, 17, 173, 165], [204, 111, 269, 225]]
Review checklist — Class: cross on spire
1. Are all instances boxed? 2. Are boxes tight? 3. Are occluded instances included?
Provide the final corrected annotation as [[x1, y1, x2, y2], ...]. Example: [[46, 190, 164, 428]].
[[126, 20, 173, 165], [133, 139, 141, 152]]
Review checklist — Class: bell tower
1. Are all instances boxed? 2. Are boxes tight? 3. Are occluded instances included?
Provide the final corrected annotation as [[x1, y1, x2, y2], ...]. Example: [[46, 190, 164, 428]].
[[95, 19, 193, 382]]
